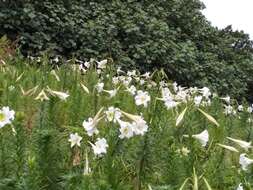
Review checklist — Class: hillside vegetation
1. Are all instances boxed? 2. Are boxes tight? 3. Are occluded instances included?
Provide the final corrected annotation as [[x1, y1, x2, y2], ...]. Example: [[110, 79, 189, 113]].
[[0, 57, 253, 189], [1, 1, 253, 99]]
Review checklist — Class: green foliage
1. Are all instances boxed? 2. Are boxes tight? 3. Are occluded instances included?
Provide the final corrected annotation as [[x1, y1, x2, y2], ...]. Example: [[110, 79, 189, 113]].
[[0, 0, 253, 98], [0, 57, 253, 189], [1, 1, 253, 99]]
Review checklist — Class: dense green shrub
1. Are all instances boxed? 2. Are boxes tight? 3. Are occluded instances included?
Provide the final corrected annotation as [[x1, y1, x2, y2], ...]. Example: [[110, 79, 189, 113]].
[[0, 0, 253, 99]]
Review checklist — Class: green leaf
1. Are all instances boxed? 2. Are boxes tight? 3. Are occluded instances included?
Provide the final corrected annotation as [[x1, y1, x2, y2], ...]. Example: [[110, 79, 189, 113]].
[[203, 177, 212, 190], [179, 178, 190, 190], [193, 168, 198, 190]]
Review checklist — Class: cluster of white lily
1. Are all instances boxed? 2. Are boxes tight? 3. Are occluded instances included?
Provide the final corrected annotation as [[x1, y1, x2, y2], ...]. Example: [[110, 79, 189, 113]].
[[69, 107, 149, 156], [221, 95, 253, 117], [95, 67, 152, 107], [182, 128, 253, 177], [157, 84, 213, 110], [4, 57, 253, 189], [68, 59, 253, 169]]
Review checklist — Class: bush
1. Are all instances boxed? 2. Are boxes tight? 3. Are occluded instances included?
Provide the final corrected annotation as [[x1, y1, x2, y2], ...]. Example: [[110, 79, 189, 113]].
[[0, 0, 253, 99]]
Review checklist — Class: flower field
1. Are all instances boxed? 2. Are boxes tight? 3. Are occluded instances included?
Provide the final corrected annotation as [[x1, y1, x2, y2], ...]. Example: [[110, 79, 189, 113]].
[[0, 58, 253, 190]]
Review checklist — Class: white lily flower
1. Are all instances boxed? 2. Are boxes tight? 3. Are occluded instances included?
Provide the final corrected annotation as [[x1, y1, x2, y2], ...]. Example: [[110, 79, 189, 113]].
[[200, 87, 211, 98], [120, 111, 149, 136], [142, 72, 150, 79], [79, 64, 87, 73], [123, 76, 132, 86], [47, 87, 69, 100], [175, 88, 188, 102], [227, 137, 252, 151], [172, 82, 178, 92], [117, 67, 125, 74], [247, 106, 253, 113], [236, 183, 244, 190], [90, 138, 108, 156], [126, 85, 137, 95], [135, 77, 140, 82], [238, 105, 244, 112], [96, 82, 104, 93], [97, 69, 101, 75], [53, 57, 59, 63], [97, 59, 107, 69], [224, 105, 234, 115], [127, 70, 137, 77], [82, 108, 104, 136], [189, 87, 198, 94], [158, 88, 179, 109], [192, 129, 209, 147], [161, 87, 173, 100], [239, 153, 253, 171], [0, 107, 15, 128], [118, 120, 134, 139], [8, 85, 15, 91], [82, 118, 99, 136], [112, 77, 120, 85], [84, 61, 90, 68], [135, 90, 151, 107], [132, 118, 148, 136], [194, 96, 203, 106], [139, 79, 145, 85], [36, 57, 41, 63], [68, 133, 82, 148], [103, 89, 117, 98], [164, 99, 179, 109], [220, 96, 230, 104], [105, 107, 121, 123]]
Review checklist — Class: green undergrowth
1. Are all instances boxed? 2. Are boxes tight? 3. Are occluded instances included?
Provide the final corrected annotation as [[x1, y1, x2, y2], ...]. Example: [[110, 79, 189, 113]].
[[0, 57, 252, 190]]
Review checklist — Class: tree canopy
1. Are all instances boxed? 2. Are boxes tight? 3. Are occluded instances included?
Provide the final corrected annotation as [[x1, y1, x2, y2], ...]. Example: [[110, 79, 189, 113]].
[[0, 0, 253, 99]]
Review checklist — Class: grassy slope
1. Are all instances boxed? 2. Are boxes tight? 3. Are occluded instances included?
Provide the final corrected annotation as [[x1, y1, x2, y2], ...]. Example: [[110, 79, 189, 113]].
[[0, 58, 252, 190]]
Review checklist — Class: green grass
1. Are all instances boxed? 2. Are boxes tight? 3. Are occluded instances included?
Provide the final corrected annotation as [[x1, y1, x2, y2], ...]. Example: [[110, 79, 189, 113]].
[[0, 57, 253, 190]]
